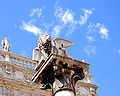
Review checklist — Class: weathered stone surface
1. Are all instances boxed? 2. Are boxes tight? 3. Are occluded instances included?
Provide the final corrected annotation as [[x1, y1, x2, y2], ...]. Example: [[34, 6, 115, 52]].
[[31, 94, 37, 96], [0, 56, 97, 96], [76, 86, 92, 96], [0, 67, 2, 73], [14, 71, 24, 80], [23, 72, 33, 82], [2, 87, 14, 96], [21, 92, 32, 96], [13, 90, 22, 96], [0, 86, 2, 95]]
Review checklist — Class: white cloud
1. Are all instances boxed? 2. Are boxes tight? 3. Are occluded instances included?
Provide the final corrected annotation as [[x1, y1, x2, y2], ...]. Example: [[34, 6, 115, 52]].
[[62, 9, 74, 24], [87, 23, 109, 42], [30, 8, 42, 18], [84, 45, 96, 57], [52, 25, 63, 38], [118, 49, 120, 55], [79, 9, 93, 25], [20, 21, 42, 35], [54, 7, 76, 36], [86, 35, 95, 42], [20, 4, 94, 38], [55, 8, 74, 24], [99, 26, 109, 39], [54, 7, 94, 37], [55, 7, 93, 25]]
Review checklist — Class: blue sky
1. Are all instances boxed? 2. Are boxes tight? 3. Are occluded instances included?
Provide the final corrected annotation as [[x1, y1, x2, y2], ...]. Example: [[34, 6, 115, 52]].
[[0, 0, 120, 95]]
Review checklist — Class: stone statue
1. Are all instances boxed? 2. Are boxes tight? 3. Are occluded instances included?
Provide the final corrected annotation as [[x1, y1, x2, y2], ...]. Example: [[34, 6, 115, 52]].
[[1, 37, 11, 51], [53, 38, 74, 59], [32, 34, 52, 66], [32, 34, 74, 64], [32, 34, 78, 89]]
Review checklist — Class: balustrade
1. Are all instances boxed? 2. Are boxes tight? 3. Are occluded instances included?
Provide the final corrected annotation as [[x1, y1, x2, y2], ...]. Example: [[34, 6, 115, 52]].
[[0, 50, 37, 69]]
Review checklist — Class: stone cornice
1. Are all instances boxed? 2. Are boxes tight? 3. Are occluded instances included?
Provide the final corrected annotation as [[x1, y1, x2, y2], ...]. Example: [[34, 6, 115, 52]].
[[50, 54, 90, 71], [32, 54, 90, 82]]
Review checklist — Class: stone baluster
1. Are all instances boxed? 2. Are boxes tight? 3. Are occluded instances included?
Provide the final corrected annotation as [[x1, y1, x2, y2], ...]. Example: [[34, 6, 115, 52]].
[[0, 54, 1, 60], [28, 62, 31, 68], [19, 60, 22, 66], [27, 62, 30, 68], [15, 59, 18, 65], [31, 62, 34, 69], [11, 58, 14, 63], [23, 61, 26, 67], [4, 54, 10, 61]]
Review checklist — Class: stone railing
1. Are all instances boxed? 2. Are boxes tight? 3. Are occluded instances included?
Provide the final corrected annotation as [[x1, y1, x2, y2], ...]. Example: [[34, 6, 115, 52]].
[[0, 50, 37, 69]]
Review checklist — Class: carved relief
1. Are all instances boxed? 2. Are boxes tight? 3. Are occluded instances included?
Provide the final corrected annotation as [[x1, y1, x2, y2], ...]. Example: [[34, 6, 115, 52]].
[[5, 65, 12, 74], [4, 65, 13, 78]]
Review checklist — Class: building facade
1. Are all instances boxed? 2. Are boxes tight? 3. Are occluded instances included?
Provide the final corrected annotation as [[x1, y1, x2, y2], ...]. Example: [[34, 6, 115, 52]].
[[0, 37, 98, 96]]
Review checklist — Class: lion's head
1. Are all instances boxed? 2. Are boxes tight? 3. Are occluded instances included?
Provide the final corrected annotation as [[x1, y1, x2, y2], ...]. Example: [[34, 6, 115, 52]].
[[38, 34, 52, 56]]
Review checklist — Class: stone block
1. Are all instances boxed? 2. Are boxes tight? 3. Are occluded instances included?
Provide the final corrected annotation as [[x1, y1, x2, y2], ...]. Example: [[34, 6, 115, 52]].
[[14, 71, 24, 80], [76, 86, 92, 96], [2, 87, 14, 96], [13, 90, 22, 96], [21, 92, 31, 96], [0, 67, 2, 73], [0, 86, 2, 95], [24, 72, 33, 82], [31, 94, 37, 96]]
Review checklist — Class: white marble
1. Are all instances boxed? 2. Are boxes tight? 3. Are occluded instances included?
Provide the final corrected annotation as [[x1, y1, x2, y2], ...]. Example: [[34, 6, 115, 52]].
[[4, 54, 10, 61], [54, 90, 75, 96], [1, 37, 11, 51]]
